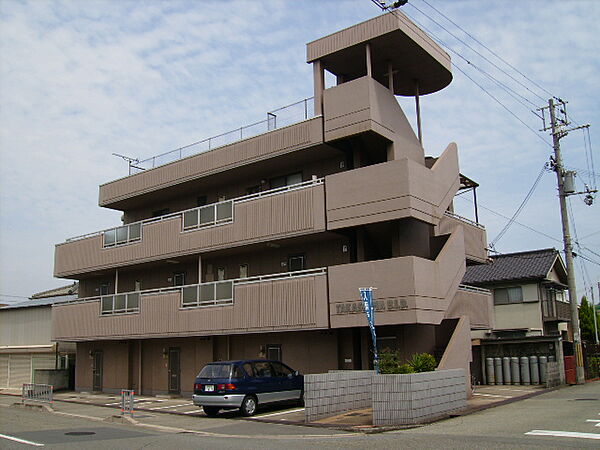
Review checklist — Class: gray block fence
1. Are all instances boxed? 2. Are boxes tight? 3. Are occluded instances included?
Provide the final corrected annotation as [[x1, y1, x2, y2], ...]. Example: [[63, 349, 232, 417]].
[[304, 370, 374, 422], [304, 369, 467, 425]]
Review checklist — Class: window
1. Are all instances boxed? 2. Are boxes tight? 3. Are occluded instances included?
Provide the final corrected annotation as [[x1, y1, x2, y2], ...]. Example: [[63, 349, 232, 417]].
[[173, 272, 185, 286], [253, 361, 273, 378], [100, 284, 109, 296], [494, 286, 523, 304], [266, 344, 282, 361], [242, 363, 255, 377], [103, 222, 141, 247], [288, 254, 305, 272], [100, 292, 140, 315], [270, 172, 302, 189], [217, 267, 226, 281], [239, 264, 248, 278], [271, 361, 292, 377]]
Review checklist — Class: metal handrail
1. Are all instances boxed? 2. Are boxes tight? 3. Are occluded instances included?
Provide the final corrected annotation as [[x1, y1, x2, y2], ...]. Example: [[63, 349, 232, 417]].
[[127, 96, 315, 174], [64, 178, 324, 243], [458, 284, 492, 294], [444, 210, 485, 229], [56, 267, 328, 306]]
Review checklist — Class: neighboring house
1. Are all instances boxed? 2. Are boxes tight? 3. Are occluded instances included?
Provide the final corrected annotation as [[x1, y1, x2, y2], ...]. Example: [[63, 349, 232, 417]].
[[463, 249, 571, 383], [51, 11, 492, 396], [0, 283, 77, 390]]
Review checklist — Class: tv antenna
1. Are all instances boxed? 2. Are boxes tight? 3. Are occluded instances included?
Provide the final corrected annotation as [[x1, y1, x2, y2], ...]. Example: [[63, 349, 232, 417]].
[[112, 153, 144, 175]]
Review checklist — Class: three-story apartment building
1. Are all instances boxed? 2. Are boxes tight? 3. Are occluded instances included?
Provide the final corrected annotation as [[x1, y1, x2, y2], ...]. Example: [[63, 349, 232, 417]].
[[52, 10, 492, 396]]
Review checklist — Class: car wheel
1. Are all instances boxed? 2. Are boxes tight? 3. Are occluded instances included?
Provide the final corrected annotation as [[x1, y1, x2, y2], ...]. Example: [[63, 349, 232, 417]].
[[203, 406, 220, 417], [240, 395, 257, 417]]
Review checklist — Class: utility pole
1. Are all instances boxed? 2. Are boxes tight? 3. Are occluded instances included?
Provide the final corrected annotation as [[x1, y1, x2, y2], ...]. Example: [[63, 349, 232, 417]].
[[595, 282, 600, 345], [538, 98, 592, 384]]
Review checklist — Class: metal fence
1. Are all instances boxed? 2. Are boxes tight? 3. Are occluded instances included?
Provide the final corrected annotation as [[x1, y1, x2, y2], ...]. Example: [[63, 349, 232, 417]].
[[128, 96, 315, 174], [22, 383, 53, 404], [121, 389, 135, 416]]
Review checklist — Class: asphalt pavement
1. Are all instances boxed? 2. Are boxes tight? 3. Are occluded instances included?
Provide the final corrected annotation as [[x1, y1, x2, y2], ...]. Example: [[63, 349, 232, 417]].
[[0, 382, 598, 448]]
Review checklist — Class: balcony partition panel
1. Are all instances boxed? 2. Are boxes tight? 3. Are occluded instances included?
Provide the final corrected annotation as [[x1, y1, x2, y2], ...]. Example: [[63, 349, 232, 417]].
[[55, 183, 325, 277], [52, 271, 329, 341]]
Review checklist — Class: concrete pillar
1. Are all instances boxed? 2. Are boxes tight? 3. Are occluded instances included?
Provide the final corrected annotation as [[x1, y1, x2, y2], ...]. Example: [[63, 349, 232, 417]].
[[313, 60, 324, 117], [387, 62, 394, 93], [198, 255, 202, 284], [366, 43, 372, 78], [415, 79, 423, 145], [115, 269, 119, 294]]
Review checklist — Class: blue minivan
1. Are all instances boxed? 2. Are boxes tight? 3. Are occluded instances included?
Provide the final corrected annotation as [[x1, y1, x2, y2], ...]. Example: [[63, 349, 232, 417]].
[[192, 359, 304, 416]]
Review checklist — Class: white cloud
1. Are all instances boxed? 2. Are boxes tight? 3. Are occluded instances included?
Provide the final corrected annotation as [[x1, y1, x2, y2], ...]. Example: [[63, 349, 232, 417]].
[[0, 0, 598, 300]]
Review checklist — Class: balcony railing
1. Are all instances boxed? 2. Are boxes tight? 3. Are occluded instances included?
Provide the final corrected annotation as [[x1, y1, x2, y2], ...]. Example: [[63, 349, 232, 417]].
[[444, 211, 485, 229], [61, 267, 327, 316], [124, 97, 315, 175], [64, 178, 324, 246]]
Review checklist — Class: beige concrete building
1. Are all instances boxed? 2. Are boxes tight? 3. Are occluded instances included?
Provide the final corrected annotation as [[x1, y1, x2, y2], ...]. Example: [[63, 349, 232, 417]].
[[0, 284, 77, 390], [463, 248, 571, 383], [52, 11, 492, 396]]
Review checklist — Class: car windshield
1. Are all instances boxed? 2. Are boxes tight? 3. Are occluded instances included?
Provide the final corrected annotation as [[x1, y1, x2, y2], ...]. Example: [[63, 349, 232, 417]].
[[198, 364, 233, 378]]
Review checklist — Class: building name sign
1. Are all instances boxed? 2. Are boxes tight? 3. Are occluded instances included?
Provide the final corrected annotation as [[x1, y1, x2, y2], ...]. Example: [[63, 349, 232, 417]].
[[335, 298, 408, 315]]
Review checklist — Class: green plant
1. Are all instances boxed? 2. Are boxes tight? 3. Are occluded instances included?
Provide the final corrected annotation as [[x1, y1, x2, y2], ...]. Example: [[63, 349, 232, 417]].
[[398, 363, 415, 374], [408, 353, 437, 373], [378, 349, 436, 374]]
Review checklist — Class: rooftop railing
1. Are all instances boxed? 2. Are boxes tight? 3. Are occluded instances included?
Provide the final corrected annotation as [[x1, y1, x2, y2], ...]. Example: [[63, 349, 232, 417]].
[[125, 97, 315, 175], [443, 210, 485, 229], [64, 177, 324, 244]]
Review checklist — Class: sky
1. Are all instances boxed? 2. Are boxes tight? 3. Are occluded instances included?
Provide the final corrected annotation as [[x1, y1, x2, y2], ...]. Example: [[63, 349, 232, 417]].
[[0, 0, 598, 304]]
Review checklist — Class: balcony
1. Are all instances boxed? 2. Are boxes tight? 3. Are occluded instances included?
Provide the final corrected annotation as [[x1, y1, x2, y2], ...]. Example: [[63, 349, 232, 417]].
[[327, 226, 466, 328], [52, 269, 329, 341], [446, 285, 493, 329], [325, 143, 459, 230], [99, 114, 323, 209], [437, 211, 488, 264], [55, 180, 326, 278]]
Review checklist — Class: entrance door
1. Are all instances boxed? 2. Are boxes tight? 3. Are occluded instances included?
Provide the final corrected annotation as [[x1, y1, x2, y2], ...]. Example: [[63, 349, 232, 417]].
[[168, 348, 181, 394], [92, 351, 103, 392]]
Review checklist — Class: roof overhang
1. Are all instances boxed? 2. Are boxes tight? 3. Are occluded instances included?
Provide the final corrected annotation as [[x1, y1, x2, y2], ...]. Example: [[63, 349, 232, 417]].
[[307, 10, 452, 96]]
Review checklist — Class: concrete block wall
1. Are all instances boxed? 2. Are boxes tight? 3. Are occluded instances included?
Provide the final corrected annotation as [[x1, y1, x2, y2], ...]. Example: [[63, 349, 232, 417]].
[[545, 362, 561, 388], [304, 370, 374, 422], [372, 369, 467, 426]]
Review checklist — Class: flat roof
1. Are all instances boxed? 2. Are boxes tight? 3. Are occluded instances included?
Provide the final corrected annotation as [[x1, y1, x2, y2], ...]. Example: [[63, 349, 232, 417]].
[[307, 10, 452, 96]]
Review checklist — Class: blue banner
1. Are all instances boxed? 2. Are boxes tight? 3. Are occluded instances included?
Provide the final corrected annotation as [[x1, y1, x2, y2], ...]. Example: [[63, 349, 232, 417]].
[[359, 287, 379, 374]]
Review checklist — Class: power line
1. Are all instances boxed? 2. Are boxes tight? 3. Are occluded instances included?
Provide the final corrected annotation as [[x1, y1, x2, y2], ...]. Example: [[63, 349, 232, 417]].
[[370, 2, 552, 147], [407, 1, 547, 104], [416, 0, 554, 100], [490, 163, 547, 247]]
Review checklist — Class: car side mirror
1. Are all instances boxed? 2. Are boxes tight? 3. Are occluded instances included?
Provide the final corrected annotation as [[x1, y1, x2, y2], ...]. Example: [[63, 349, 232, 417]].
[[294, 370, 299, 376]]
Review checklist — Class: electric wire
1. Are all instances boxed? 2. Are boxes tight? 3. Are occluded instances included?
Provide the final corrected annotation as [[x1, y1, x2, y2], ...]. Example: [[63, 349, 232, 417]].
[[490, 163, 547, 247], [416, 0, 555, 100], [369, 1, 553, 147], [407, 1, 546, 104]]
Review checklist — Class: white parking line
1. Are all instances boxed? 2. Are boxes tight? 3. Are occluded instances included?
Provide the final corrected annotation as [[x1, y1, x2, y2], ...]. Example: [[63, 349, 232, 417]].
[[525, 430, 600, 440], [0, 433, 44, 446], [252, 408, 305, 419], [586, 420, 600, 427], [472, 393, 513, 398], [149, 403, 194, 410]]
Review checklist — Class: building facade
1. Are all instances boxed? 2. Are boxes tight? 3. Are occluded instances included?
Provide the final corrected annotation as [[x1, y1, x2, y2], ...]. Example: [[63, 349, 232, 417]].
[[0, 284, 77, 390], [52, 11, 492, 396], [463, 248, 571, 384]]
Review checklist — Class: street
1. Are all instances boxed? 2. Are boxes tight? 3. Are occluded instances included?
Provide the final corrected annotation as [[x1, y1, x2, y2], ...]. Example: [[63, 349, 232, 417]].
[[0, 382, 598, 449]]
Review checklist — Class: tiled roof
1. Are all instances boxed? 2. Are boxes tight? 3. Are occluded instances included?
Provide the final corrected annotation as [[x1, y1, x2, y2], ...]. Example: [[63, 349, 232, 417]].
[[463, 248, 561, 286]]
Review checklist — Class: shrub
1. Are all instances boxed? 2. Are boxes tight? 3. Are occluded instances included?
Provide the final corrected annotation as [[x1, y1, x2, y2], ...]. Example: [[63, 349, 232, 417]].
[[409, 353, 437, 373], [378, 349, 436, 374]]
